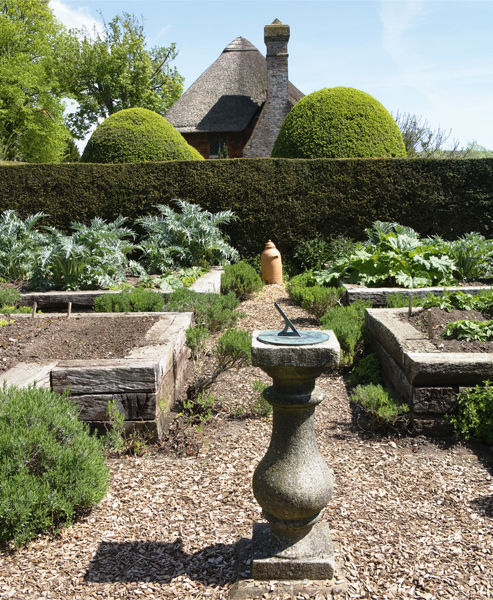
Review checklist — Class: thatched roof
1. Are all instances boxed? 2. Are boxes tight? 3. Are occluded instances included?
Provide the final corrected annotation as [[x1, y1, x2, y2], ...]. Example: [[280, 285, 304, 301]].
[[165, 37, 303, 133]]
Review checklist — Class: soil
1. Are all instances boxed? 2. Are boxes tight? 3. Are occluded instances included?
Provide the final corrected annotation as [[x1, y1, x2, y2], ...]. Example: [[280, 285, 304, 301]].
[[0, 314, 159, 374], [406, 307, 493, 352]]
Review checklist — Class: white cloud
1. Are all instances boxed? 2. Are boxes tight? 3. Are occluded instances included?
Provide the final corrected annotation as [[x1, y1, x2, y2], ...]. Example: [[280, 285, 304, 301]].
[[49, 0, 104, 35], [380, 0, 430, 79]]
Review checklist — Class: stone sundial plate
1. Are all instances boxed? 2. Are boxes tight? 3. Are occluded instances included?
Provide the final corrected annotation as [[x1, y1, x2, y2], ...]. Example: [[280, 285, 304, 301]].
[[257, 330, 330, 346]]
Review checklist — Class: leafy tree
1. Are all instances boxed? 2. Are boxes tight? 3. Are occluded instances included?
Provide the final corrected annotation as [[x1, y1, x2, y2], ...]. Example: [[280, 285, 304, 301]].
[[59, 12, 184, 139], [393, 111, 474, 159], [0, 0, 71, 161]]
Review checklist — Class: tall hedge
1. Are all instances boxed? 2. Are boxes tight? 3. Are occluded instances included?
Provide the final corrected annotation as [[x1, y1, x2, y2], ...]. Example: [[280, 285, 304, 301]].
[[0, 158, 492, 259]]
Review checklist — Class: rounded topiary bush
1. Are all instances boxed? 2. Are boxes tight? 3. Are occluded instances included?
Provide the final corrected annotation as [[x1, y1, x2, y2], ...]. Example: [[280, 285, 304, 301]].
[[81, 107, 203, 163], [272, 87, 406, 159], [0, 386, 109, 547]]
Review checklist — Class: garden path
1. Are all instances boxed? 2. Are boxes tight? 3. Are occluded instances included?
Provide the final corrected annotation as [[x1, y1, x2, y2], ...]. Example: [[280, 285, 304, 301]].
[[0, 284, 491, 599]]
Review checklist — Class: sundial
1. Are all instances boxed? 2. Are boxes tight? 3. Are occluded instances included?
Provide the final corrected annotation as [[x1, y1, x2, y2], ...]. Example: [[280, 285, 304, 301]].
[[257, 302, 330, 346]]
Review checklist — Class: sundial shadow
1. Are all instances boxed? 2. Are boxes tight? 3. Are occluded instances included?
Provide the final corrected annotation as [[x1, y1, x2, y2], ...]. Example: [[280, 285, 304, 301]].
[[84, 537, 251, 585]]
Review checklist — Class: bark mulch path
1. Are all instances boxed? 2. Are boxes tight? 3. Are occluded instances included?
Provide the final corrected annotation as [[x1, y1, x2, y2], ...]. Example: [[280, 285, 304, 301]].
[[0, 315, 160, 374], [1, 285, 492, 599], [406, 307, 493, 353]]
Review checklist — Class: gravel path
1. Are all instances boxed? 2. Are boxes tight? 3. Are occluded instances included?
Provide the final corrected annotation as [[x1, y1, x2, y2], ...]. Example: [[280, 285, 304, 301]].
[[1, 284, 492, 599]]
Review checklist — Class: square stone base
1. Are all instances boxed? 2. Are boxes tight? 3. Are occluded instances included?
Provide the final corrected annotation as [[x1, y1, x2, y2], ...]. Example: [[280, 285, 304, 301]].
[[252, 521, 335, 581]]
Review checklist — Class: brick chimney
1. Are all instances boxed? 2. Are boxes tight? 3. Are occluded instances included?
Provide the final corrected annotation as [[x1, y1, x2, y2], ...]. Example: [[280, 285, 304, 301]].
[[243, 19, 291, 157]]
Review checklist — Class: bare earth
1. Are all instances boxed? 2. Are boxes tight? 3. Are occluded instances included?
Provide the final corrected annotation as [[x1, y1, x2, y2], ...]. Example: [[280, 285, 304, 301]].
[[0, 314, 160, 373], [0, 285, 492, 600], [407, 307, 493, 353]]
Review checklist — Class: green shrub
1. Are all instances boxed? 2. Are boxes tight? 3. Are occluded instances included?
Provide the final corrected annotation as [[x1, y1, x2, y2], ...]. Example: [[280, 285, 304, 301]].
[[214, 328, 251, 367], [81, 108, 203, 163], [348, 353, 382, 387], [1, 305, 32, 314], [166, 288, 240, 332], [0, 285, 21, 309], [293, 235, 332, 272], [94, 288, 164, 312], [186, 328, 251, 400], [30, 216, 143, 291], [221, 261, 263, 300], [350, 384, 408, 431], [320, 300, 371, 365], [180, 392, 215, 430], [185, 324, 209, 359], [0, 385, 108, 547], [286, 272, 343, 318], [448, 381, 493, 445], [299, 286, 342, 319], [138, 200, 239, 271], [287, 272, 316, 290], [385, 293, 410, 308], [272, 87, 406, 159]]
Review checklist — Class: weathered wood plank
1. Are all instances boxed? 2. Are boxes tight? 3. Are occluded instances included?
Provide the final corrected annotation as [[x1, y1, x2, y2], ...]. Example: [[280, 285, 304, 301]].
[[51, 360, 159, 394], [75, 392, 158, 420]]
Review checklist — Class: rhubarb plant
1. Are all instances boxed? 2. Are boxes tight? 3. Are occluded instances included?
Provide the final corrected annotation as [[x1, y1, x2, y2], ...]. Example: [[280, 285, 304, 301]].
[[315, 222, 458, 288]]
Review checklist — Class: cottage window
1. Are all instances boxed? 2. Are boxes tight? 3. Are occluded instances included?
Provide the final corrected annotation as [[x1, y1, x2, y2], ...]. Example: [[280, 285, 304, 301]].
[[209, 137, 228, 158]]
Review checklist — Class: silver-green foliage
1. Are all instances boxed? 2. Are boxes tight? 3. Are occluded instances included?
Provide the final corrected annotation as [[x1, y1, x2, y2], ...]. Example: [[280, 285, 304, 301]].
[[449, 233, 493, 281], [0, 210, 47, 281], [31, 217, 144, 290], [138, 200, 239, 272]]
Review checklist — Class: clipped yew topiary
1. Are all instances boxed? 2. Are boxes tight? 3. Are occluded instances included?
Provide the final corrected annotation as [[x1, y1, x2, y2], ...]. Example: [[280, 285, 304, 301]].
[[81, 108, 203, 163], [272, 87, 406, 159]]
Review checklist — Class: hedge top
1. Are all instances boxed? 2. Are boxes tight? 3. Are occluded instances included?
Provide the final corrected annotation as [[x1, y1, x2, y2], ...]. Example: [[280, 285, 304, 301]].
[[81, 108, 204, 163], [272, 87, 406, 159]]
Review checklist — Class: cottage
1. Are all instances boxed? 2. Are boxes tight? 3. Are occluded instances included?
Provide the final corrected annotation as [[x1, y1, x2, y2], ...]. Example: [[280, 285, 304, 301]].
[[165, 20, 303, 158]]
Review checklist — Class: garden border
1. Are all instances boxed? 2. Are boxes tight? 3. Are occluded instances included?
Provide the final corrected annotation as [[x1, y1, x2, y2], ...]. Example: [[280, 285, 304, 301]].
[[0, 312, 193, 439], [18, 267, 223, 309], [344, 283, 493, 306], [365, 307, 493, 434]]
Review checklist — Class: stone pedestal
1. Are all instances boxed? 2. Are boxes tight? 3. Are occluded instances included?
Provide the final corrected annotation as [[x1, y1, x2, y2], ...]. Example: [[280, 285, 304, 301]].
[[250, 330, 340, 580]]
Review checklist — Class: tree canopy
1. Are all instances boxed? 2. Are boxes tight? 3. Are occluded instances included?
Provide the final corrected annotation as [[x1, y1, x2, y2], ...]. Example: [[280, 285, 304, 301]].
[[59, 13, 184, 139], [0, 0, 70, 162], [391, 111, 492, 158]]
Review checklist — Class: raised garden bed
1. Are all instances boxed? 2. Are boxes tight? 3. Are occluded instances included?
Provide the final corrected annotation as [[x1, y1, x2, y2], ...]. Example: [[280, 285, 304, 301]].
[[18, 267, 223, 310], [343, 282, 492, 306], [365, 307, 493, 435], [0, 312, 193, 439]]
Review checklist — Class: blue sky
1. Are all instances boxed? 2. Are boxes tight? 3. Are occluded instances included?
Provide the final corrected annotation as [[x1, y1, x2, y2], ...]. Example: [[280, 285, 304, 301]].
[[50, 0, 493, 150]]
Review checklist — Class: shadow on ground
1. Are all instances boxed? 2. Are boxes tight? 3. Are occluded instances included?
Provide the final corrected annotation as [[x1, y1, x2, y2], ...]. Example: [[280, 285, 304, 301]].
[[84, 537, 251, 585]]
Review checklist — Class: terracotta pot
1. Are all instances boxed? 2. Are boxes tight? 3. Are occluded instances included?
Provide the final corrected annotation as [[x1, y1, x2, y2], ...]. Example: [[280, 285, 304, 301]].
[[261, 240, 283, 284]]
